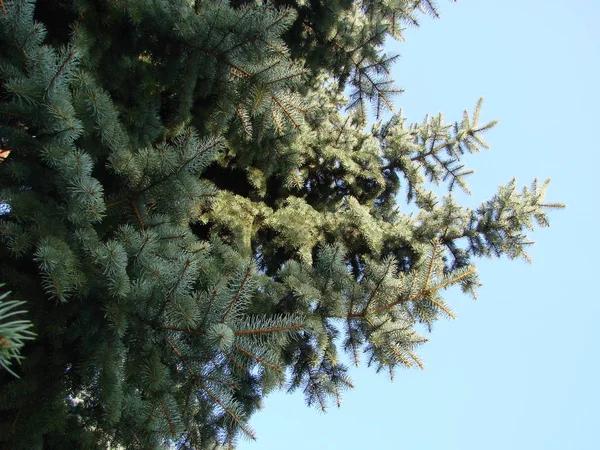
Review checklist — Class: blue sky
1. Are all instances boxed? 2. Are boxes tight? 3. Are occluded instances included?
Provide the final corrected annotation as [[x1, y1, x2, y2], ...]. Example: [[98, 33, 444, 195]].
[[239, 1, 599, 449]]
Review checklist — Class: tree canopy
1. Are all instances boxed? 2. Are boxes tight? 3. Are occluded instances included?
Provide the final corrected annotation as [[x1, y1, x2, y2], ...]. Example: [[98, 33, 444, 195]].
[[0, 0, 562, 448]]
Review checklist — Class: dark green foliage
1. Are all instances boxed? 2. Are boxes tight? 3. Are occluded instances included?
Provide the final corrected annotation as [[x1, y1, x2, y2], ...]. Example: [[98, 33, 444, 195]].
[[0, 0, 562, 448]]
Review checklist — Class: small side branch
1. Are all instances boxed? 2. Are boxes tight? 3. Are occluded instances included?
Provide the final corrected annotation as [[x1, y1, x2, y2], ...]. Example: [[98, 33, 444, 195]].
[[370, 267, 476, 316], [361, 257, 394, 315], [130, 199, 144, 228], [196, 381, 257, 440], [234, 323, 303, 336], [46, 51, 75, 92], [234, 344, 281, 371], [220, 265, 252, 323], [160, 398, 176, 437]]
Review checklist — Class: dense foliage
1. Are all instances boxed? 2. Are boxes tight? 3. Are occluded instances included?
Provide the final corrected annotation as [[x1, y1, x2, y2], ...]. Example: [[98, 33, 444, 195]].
[[0, 0, 562, 448]]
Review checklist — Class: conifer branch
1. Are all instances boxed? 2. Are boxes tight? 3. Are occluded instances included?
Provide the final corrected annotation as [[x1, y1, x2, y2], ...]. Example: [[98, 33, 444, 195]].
[[48, 270, 63, 300], [185, 41, 254, 78], [45, 51, 75, 92], [132, 234, 151, 263], [409, 350, 425, 369], [0, 285, 36, 377], [138, 137, 221, 195], [538, 203, 566, 209], [140, 263, 166, 287], [198, 375, 238, 390], [221, 9, 293, 56], [386, 343, 413, 368], [432, 267, 476, 292], [183, 381, 194, 415], [271, 94, 300, 129], [320, 245, 340, 293], [254, 60, 281, 79], [335, 116, 351, 145], [306, 367, 327, 412], [0, 110, 24, 118], [155, 259, 192, 322], [234, 323, 303, 336], [10, 28, 29, 62], [370, 267, 476, 316], [165, 338, 193, 375], [362, 257, 394, 314], [130, 199, 144, 228], [223, 349, 246, 372], [105, 199, 127, 208], [345, 312, 366, 320], [209, 6, 253, 52], [234, 106, 251, 137], [410, 141, 450, 162], [160, 398, 176, 437], [258, 37, 288, 57], [339, 43, 396, 115], [196, 381, 257, 440], [427, 297, 456, 320], [201, 286, 221, 326], [234, 344, 281, 371], [424, 240, 440, 290], [158, 324, 204, 335], [288, 101, 308, 115], [265, 70, 307, 86], [220, 264, 253, 323]]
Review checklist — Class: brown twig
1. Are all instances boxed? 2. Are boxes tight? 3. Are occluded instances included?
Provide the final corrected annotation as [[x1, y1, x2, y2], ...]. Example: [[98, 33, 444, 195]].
[[130, 199, 144, 228]]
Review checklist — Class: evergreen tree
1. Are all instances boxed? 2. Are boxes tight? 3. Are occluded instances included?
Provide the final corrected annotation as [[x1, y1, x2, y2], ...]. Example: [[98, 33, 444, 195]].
[[0, 0, 563, 448]]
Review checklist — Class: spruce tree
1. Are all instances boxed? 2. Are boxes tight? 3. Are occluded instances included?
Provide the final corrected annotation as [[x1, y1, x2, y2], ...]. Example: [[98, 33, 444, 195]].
[[0, 0, 563, 448]]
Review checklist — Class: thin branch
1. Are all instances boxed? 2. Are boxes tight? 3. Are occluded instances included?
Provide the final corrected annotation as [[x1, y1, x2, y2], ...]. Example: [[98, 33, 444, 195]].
[[234, 323, 302, 336], [45, 51, 75, 92], [234, 344, 281, 371], [433, 267, 476, 292], [208, 5, 254, 53], [154, 259, 192, 322], [271, 94, 300, 129], [424, 240, 440, 290], [130, 199, 144, 228], [165, 338, 193, 375], [370, 267, 477, 315], [306, 367, 327, 412], [387, 343, 413, 368], [410, 141, 451, 162], [184, 41, 253, 78], [105, 199, 127, 208], [258, 37, 288, 58], [138, 138, 221, 195], [220, 264, 252, 323], [427, 297, 456, 320], [361, 257, 394, 315], [197, 375, 238, 390], [160, 398, 176, 437], [158, 324, 204, 335], [265, 70, 307, 86], [196, 381, 257, 440]]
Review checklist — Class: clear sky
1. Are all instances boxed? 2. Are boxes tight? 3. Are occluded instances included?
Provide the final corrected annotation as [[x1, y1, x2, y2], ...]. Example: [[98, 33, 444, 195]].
[[239, 1, 600, 449]]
